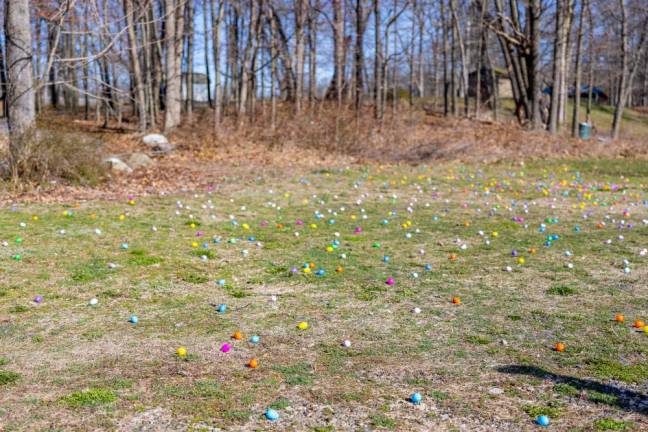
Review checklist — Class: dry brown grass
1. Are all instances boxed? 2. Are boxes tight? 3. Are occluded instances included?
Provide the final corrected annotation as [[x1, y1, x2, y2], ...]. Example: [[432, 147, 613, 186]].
[[2, 104, 646, 203]]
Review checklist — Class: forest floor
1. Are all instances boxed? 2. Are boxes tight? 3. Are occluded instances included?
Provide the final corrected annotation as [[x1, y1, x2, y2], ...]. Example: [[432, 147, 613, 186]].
[[1, 158, 647, 431], [1, 103, 647, 202]]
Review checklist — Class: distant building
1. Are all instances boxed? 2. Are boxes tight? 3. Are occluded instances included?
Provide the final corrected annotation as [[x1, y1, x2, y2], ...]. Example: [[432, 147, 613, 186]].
[[468, 67, 513, 103], [181, 72, 210, 103]]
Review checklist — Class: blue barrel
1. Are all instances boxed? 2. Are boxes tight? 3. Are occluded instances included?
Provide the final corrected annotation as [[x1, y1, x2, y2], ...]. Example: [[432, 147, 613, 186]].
[[579, 122, 591, 140]]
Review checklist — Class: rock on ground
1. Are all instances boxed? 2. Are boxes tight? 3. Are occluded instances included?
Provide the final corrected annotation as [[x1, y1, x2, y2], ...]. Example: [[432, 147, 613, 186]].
[[142, 134, 174, 153], [128, 152, 156, 169], [104, 156, 133, 174]]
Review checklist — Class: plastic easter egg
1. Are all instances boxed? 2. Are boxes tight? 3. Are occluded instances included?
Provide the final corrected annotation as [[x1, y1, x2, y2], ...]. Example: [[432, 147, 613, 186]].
[[120, 243, 129, 250], [555, 342, 565, 352], [424, 264, 432, 271], [536, 415, 550, 427], [220, 343, 231, 353], [15, 237, 23, 244], [633, 320, 645, 329], [217, 279, 226, 286], [248, 358, 258, 368], [410, 392, 422, 404], [250, 335, 260, 344], [383, 255, 390, 262], [34, 295, 43, 303], [265, 408, 279, 421], [614, 314, 624, 323], [316, 269, 325, 276], [452, 297, 461, 305], [297, 321, 309, 330], [176, 347, 187, 357], [386, 277, 395, 286], [511, 250, 518, 257], [517, 257, 525, 265], [129, 315, 138, 324], [89, 298, 98, 306], [342, 339, 352, 348], [232, 331, 242, 340], [217, 304, 227, 313], [12, 254, 21, 261], [336, 266, 344, 273], [412, 307, 421, 314]]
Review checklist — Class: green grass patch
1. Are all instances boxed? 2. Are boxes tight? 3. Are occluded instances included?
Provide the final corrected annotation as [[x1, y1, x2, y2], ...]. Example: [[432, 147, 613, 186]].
[[593, 418, 635, 431], [369, 413, 397, 429], [522, 403, 562, 419], [588, 359, 648, 384], [0, 370, 21, 385], [273, 362, 314, 386], [71, 259, 109, 282], [587, 390, 618, 405], [177, 271, 209, 284], [60, 388, 117, 408], [553, 383, 579, 397], [546, 285, 578, 296]]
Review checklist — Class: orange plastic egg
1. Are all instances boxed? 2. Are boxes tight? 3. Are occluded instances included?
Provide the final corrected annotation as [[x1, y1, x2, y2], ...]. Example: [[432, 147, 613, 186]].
[[452, 297, 461, 305], [232, 331, 242, 340], [614, 314, 625, 323], [449, 253, 458, 261], [633, 320, 645, 329], [248, 358, 258, 368], [555, 342, 565, 352]]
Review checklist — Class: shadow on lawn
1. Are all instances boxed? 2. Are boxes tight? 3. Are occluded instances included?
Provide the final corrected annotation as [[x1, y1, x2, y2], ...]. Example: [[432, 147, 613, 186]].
[[496, 365, 648, 415]]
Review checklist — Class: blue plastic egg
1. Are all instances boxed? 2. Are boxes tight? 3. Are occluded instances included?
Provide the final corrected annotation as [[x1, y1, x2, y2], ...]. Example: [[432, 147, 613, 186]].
[[410, 392, 422, 404], [536, 415, 550, 427], [217, 304, 227, 313], [424, 264, 432, 271], [129, 315, 138, 324], [265, 408, 279, 421], [250, 335, 260, 344], [217, 279, 226, 286]]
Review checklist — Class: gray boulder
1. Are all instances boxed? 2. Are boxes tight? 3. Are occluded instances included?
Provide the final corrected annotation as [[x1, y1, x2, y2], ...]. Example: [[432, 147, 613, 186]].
[[127, 152, 155, 169], [104, 157, 133, 174], [142, 134, 174, 153]]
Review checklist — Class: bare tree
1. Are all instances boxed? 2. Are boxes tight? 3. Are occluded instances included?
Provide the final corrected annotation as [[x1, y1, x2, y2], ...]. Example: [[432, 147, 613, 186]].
[[5, 0, 36, 175]]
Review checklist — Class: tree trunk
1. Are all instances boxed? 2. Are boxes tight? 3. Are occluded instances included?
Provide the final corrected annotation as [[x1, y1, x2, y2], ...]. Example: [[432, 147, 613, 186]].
[[354, 0, 365, 112], [528, 0, 542, 128], [5, 0, 36, 174], [611, 5, 648, 139], [332, 0, 344, 107], [185, 0, 195, 122], [124, 0, 147, 131], [374, 0, 383, 120], [449, 0, 468, 117], [308, 0, 319, 109], [203, 0, 213, 107], [548, 0, 564, 133], [441, 0, 449, 116], [211, 0, 225, 129], [164, 0, 183, 131], [571, 0, 586, 137], [294, 0, 306, 113]]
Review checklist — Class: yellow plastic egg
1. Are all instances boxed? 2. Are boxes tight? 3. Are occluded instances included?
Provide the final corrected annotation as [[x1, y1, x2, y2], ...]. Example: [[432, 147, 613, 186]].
[[297, 321, 309, 330]]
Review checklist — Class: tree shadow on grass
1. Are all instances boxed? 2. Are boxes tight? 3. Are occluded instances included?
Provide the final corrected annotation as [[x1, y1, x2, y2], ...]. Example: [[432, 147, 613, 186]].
[[496, 365, 648, 415]]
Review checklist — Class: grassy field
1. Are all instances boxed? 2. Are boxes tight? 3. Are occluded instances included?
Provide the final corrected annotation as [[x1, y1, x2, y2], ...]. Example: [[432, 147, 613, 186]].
[[1, 159, 647, 431]]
